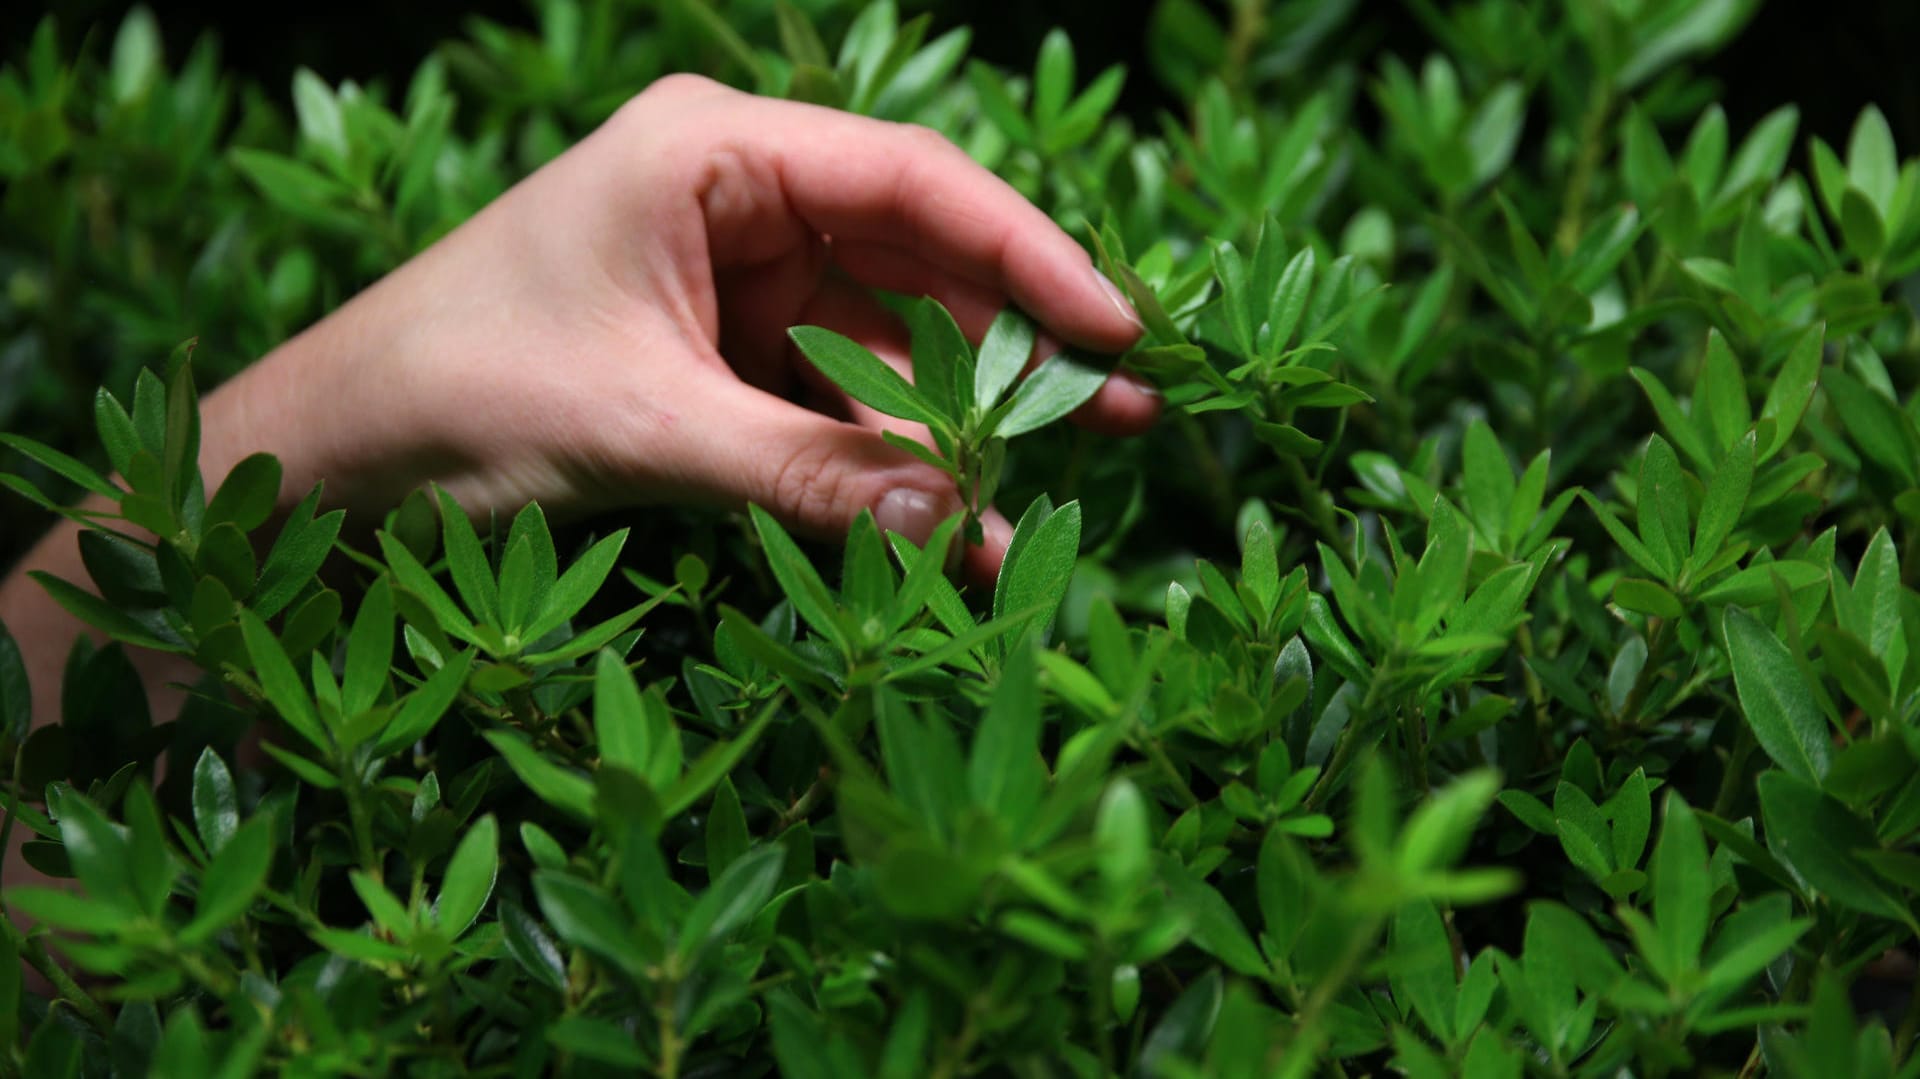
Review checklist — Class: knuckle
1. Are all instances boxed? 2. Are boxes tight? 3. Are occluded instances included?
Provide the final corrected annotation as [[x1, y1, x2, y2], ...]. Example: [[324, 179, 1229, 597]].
[[769, 435, 856, 534]]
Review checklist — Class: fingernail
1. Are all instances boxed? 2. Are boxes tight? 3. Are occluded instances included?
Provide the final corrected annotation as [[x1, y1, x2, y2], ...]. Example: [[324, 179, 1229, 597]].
[[1090, 266, 1144, 330], [1122, 372, 1161, 399], [875, 487, 942, 545]]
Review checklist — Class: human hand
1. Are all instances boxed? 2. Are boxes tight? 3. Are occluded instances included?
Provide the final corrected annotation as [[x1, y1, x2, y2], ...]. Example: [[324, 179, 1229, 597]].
[[215, 73, 1154, 583]]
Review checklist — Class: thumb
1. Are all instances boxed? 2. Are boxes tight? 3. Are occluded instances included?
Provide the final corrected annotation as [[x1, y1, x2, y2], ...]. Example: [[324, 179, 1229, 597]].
[[675, 372, 965, 547]]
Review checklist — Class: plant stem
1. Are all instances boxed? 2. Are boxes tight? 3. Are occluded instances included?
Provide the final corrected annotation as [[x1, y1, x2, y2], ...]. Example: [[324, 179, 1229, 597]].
[[1288, 912, 1382, 1058], [1554, 85, 1613, 254], [656, 978, 683, 1079], [1515, 624, 1557, 766], [1616, 616, 1678, 734], [1305, 669, 1393, 811], [1279, 453, 1345, 551], [1, 918, 111, 1035], [1711, 723, 1757, 819]]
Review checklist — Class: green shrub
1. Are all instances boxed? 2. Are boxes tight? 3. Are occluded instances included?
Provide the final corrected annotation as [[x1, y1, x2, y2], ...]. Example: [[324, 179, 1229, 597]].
[[5, 0, 1920, 1075]]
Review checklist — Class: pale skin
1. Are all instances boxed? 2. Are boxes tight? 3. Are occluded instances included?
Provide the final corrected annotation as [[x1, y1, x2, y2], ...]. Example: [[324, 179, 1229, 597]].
[[0, 73, 1154, 743]]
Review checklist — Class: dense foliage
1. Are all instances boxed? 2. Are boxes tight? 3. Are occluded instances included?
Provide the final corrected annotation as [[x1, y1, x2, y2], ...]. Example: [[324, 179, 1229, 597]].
[[6, 0, 1920, 1074]]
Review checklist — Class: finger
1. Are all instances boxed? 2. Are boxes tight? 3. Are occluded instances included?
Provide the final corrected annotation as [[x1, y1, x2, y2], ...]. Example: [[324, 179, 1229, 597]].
[[672, 367, 964, 548], [696, 91, 1145, 353], [960, 505, 1014, 590]]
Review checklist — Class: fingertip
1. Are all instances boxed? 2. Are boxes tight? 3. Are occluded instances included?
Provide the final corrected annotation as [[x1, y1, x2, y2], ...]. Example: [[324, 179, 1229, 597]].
[[1069, 370, 1163, 436]]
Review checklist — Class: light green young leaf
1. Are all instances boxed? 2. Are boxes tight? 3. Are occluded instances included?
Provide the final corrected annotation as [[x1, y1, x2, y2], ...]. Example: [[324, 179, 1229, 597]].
[[434, 815, 499, 937], [991, 351, 1110, 438], [749, 504, 848, 652], [974, 309, 1037, 409], [993, 498, 1081, 646], [790, 325, 946, 427]]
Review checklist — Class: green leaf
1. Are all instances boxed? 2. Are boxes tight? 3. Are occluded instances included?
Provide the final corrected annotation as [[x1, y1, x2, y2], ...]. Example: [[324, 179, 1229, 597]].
[[1614, 577, 1683, 620], [1724, 607, 1831, 783], [1651, 794, 1709, 978], [500, 900, 568, 992], [0, 619, 31, 745], [594, 649, 680, 791], [992, 498, 1081, 646], [1554, 781, 1613, 880], [1398, 771, 1502, 877], [1758, 324, 1822, 461], [191, 747, 238, 856], [342, 576, 394, 717], [547, 1016, 647, 1068], [435, 486, 497, 630], [49, 787, 135, 907], [705, 777, 749, 882], [975, 309, 1037, 409], [378, 529, 479, 645], [908, 297, 972, 419], [790, 325, 945, 427], [1847, 105, 1898, 213], [255, 496, 344, 620], [1032, 28, 1073, 129], [0, 434, 121, 500], [239, 609, 330, 753], [1759, 771, 1912, 925], [677, 844, 784, 958], [749, 504, 848, 652], [374, 648, 474, 756], [181, 813, 274, 944], [1637, 435, 1691, 579], [1164, 862, 1268, 977], [205, 453, 282, 533], [1688, 430, 1755, 580], [484, 730, 595, 824], [968, 643, 1045, 835], [990, 350, 1110, 438], [109, 6, 161, 102], [434, 814, 498, 937]]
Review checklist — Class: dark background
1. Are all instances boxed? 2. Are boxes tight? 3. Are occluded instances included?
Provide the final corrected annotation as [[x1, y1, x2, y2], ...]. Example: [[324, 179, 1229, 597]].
[[5, 1, 1918, 151]]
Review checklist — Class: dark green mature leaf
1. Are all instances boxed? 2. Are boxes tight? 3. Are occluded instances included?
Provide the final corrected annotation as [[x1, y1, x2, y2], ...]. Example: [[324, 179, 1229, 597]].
[[790, 325, 946, 427], [205, 453, 282, 533], [1759, 771, 1911, 925], [0, 618, 29, 744], [191, 747, 238, 856], [676, 843, 784, 958], [239, 609, 330, 753], [27, 572, 177, 652], [484, 730, 595, 824], [0, 433, 121, 500], [255, 491, 345, 620], [1724, 608, 1831, 783]]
